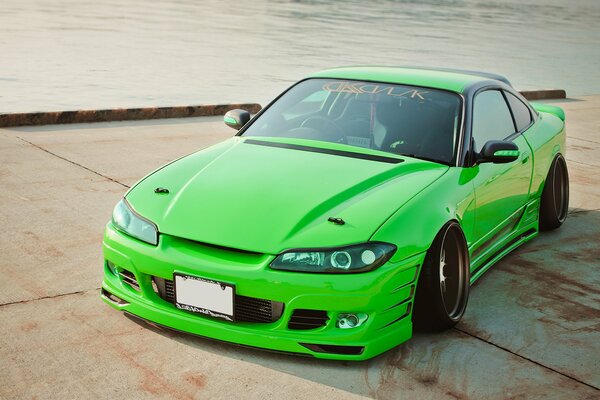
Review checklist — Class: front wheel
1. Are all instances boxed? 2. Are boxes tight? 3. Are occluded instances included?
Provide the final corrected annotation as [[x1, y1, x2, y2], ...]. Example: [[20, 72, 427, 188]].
[[539, 154, 569, 231], [413, 222, 470, 332]]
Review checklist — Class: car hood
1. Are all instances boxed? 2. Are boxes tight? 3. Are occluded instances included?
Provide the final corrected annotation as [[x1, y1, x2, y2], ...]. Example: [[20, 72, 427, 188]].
[[125, 137, 449, 254]]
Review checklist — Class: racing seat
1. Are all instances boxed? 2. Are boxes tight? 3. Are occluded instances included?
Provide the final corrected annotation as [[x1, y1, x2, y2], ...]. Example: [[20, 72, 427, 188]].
[[378, 99, 424, 155], [336, 97, 373, 146], [378, 99, 456, 163]]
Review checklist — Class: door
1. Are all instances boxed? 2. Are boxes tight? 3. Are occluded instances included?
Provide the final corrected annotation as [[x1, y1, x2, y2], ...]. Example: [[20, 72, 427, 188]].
[[470, 89, 533, 242]]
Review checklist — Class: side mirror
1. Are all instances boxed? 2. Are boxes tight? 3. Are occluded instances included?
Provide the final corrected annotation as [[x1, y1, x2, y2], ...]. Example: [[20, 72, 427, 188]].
[[478, 140, 519, 164], [224, 109, 251, 130]]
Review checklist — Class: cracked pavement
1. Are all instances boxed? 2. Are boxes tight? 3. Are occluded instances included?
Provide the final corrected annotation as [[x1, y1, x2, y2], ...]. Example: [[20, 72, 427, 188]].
[[0, 97, 599, 399]]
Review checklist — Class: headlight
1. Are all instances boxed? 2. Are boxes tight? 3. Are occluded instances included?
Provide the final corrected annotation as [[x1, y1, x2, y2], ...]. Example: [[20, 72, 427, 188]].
[[270, 242, 396, 273], [112, 199, 158, 245]]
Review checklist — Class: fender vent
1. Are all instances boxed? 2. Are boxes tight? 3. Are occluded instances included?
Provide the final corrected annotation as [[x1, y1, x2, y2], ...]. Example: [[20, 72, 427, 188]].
[[288, 309, 329, 330]]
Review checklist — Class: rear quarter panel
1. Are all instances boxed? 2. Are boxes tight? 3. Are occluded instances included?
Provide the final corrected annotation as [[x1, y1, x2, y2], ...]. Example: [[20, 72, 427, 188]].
[[523, 108, 566, 199]]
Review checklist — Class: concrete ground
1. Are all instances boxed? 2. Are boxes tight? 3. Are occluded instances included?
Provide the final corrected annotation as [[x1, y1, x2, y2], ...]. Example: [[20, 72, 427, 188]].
[[0, 97, 599, 400]]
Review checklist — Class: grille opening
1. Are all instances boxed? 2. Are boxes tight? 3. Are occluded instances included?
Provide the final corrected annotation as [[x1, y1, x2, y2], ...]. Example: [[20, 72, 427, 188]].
[[153, 277, 175, 303], [119, 269, 140, 291], [235, 295, 284, 323], [101, 288, 128, 305], [288, 309, 329, 330], [300, 343, 364, 355], [152, 277, 284, 323]]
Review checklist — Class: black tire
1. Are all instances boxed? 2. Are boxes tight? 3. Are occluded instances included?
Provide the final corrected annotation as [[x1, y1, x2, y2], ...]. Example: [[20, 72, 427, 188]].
[[539, 154, 569, 231], [413, 222, 470, 332]]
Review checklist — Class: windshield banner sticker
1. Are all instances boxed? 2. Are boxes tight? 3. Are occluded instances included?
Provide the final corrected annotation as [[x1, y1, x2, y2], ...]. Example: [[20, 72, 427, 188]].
[[322, 81, 428, 99]]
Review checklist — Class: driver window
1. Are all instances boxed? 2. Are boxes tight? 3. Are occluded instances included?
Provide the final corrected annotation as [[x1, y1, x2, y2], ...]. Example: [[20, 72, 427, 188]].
[[472, 90, 516, 153]]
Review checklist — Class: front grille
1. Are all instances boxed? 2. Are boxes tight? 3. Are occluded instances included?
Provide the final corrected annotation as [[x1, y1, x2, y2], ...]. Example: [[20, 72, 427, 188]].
[[164, 278, 175, 303], [288, 309, 329, 330], [152, 277, 284, 323], [119, 270, 140, 291], [236, 295, 277, 322]]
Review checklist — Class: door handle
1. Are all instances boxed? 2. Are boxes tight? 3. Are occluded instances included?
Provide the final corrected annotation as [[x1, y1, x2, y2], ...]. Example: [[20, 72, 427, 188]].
[[522, 152, 530, 164]]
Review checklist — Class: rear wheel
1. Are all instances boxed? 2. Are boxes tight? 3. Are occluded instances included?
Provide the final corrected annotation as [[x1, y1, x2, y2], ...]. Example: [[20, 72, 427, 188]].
[[413, 222, 470, 332], [539, 154, 569, 231]]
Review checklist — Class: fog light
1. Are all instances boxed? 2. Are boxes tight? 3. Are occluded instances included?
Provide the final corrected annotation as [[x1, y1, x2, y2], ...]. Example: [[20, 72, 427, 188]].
[[336, 313, 368, 329], [106, 260, 119, 276]]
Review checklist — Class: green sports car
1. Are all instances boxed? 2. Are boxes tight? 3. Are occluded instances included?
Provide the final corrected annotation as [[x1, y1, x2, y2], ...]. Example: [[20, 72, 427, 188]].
[[101, 67, 569, 360]]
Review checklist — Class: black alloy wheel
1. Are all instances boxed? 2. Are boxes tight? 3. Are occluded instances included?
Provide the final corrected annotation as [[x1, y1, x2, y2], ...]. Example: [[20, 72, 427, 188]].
[[540, 154, 569, 231], [413, 222, 470, 332]]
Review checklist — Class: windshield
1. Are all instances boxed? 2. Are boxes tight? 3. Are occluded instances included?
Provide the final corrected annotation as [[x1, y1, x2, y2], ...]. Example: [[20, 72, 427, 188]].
[[241, 78, 462, 164]]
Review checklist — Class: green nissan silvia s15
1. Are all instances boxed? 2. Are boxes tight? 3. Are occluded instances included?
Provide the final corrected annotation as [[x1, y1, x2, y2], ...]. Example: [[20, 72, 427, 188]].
[[101, 67, 569, 360]]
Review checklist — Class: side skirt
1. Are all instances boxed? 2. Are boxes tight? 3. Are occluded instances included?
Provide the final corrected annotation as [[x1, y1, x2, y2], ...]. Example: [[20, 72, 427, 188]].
[[468, 199, 540, 284], [469, 227, 537, 284]]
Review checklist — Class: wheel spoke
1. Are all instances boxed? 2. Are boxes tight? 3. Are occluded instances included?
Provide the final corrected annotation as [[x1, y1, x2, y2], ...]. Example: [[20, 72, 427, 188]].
[[439, 229, 466, 319], [439, 248, 447, 293]]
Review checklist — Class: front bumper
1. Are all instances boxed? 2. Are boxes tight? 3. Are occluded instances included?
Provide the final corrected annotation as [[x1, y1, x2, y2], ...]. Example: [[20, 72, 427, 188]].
[[101, 223, 423, 360]]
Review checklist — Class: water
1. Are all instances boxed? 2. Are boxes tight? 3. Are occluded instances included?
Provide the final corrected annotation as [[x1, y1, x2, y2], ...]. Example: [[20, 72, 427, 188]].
[[1, 0, 599, 113]]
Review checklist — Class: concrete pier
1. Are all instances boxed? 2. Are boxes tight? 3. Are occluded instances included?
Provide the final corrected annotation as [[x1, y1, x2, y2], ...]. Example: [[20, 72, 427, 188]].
[[0, 89, 563, 128], [0, 96, 598, 399]]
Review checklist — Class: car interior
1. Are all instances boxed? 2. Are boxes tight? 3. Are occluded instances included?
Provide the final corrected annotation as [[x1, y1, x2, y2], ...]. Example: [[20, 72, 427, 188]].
[[244, 80, 461, 165]]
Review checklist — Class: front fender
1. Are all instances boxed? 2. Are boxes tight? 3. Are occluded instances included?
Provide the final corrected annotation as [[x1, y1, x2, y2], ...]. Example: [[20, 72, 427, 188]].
[[370, 168, 476, 263]]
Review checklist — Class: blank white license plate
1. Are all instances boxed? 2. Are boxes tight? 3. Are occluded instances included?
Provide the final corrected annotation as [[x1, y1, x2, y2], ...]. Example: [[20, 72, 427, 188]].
[[174, 274, 235, 321]]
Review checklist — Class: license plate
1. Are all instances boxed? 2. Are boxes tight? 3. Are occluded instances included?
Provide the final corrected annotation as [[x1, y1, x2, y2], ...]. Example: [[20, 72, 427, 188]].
[[174, 273, 235, 321]]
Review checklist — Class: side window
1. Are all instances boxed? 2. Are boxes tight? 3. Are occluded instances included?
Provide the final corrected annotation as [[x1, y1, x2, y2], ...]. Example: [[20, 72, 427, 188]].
[[504, 91, 533, 132], [472, 90, 515, 152]]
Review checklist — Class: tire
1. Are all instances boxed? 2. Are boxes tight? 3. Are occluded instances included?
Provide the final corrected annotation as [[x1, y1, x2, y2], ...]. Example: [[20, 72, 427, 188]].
[[539, 154, 569, 231], [413, 222, 470, 332]]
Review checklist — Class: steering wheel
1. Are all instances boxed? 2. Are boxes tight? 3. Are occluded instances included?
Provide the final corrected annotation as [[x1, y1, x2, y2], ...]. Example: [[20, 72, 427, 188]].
[[300, 116, 343, 139]]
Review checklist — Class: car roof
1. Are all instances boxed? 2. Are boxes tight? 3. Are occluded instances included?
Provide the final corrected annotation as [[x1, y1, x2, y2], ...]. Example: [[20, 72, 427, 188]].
[[309, 66, 512, 93]]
